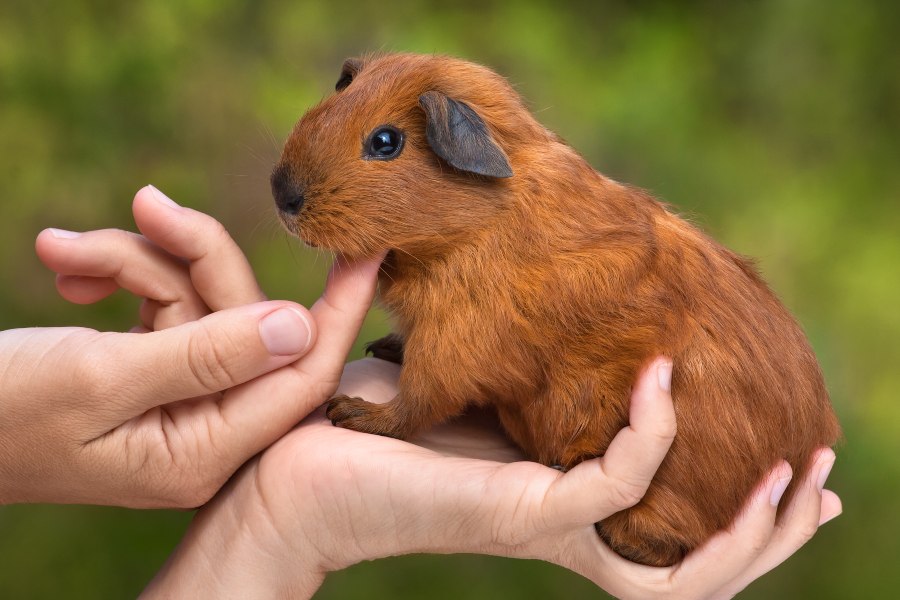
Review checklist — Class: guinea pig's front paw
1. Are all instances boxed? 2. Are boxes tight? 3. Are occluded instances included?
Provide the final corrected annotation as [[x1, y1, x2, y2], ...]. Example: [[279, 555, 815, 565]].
[[325, 394, 405, 438]]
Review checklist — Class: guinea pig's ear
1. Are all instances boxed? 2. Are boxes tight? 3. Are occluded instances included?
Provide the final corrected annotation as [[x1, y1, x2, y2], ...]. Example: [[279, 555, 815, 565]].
[[336, 57, 363, 92], [418, 91, 513, 178]]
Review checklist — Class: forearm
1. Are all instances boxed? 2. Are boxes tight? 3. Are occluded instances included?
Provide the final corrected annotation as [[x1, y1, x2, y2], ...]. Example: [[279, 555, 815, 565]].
[[142, 479, 324, 599]]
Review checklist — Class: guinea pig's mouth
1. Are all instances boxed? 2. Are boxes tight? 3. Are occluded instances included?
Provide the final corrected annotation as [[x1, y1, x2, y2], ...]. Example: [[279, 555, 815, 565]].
[[278, 212, 379, 258], [275, 211, 317, 247]]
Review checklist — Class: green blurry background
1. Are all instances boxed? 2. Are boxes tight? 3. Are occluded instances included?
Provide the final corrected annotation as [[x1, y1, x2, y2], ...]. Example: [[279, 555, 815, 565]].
[[1, 0, 898, 597]]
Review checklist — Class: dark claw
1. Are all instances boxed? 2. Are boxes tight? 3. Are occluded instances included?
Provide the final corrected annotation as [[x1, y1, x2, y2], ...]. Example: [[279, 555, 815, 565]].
[[365, 333, 405, 364], [326, 395, 372, 428]]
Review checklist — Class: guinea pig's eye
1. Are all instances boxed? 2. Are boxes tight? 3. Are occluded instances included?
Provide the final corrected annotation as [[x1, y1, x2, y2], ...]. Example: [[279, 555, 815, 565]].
[[365, 126, 405, 160]]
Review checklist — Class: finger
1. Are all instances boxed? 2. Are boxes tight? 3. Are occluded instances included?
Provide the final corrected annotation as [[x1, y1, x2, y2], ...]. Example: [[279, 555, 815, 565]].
[[668, 461, 794, 599], [287, 252, 386, 385], [211, 254, 383, 465], [132, 186, 266, 310], [55, 275, 120, 304], [541, 358, 677, 528], [88, 301, 316, 419], [723, 449, 838, 596], [36, 227, 209, 324], [139, 298, 158, 330], [139, 296, 207, 331]]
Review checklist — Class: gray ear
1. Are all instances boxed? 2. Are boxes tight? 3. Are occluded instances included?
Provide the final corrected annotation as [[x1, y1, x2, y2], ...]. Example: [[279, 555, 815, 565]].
[[418, 91, 513, 178]]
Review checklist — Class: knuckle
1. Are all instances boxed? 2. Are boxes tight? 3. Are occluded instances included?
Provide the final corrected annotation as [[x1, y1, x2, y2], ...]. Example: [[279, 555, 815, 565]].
[[606, 476, 649, 510], [153, 479, 216, 509], [186, 326, 241, 392], [792, 521, 819, 545], [199, 218, 234, 253], [490, 517, 531, 548], [72, 335, 119, 400], [657, 415, 678, 441], [643, 411, 677, 444], [107, 227, 138, 244], [744, 528, 771, 557], [148, 456, 224, 509], [110, 409, 229, 509], [175, 477, 220, 508]]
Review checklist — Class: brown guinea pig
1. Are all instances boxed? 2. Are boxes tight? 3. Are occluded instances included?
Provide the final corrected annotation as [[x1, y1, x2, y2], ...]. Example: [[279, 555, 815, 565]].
[[271, 52, 841, 567]]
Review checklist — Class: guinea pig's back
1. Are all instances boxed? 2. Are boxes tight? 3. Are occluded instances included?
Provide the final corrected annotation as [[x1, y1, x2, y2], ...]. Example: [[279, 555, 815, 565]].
[[596, 212, 841, 566]]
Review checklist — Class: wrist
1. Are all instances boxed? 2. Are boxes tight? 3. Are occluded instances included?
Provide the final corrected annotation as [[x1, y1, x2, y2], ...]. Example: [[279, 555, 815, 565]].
[[142, 465, 324, 599]]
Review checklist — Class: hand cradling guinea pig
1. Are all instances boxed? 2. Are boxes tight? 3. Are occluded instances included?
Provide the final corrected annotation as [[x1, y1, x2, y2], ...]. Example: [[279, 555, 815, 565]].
[[270, 53, 841, 567]]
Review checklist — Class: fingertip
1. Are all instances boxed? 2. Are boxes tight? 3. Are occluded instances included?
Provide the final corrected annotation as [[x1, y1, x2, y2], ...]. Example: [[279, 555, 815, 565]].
[[132, 186, 183, 238], [330, 251, 387, 282], [133, 185, 153, 207], [133, 185, 163, 218], [655, 357, 673, 393], [322, 253, 384, 309], [628, 357, 677, 441], [764, 460, 793, 507], [35, 228, 79, 265], [813, 445, 836, 465], [136, 184, 181, 209], [34, 228, 54, 262], [819, 489, 842, 525]]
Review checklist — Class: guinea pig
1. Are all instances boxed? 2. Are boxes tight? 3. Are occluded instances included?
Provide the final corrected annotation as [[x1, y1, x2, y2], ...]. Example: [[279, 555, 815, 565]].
[[271, 52, 841, 567]]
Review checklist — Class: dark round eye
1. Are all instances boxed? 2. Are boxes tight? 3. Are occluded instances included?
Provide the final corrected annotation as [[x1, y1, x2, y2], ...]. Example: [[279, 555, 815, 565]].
[[366, 126, 404, 160]]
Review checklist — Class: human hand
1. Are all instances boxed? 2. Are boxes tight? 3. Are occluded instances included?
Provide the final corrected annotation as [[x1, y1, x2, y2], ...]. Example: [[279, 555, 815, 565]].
[[1, 186, 381, 508], [144, 353, 841, 599]]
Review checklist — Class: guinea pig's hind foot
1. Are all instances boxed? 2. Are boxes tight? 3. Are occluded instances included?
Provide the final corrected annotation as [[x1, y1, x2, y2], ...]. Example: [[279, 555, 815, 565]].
[[594, 518, 687, 568]]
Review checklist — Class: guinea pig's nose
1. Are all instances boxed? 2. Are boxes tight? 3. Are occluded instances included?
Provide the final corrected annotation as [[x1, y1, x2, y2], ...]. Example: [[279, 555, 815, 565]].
[[275, 190, 305, 215], [271, 166, 306, 215]]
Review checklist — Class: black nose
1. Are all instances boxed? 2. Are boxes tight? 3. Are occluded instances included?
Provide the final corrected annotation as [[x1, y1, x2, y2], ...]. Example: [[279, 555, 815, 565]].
[[271, 165, 306, 215], [276, 190, 305, 214]]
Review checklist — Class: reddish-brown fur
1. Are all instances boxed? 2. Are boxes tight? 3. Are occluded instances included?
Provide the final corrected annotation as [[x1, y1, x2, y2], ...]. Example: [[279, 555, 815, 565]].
[[272, 53, 841, 566]]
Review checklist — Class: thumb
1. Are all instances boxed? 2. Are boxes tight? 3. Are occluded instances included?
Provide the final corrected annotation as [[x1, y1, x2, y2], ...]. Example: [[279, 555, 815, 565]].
[[103, 301, 316, 413], [541, 358, 676, 529], [196, 253, 384, 464]]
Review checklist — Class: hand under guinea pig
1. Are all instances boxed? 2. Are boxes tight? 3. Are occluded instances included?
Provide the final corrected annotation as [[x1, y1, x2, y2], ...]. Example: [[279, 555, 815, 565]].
[[270, 53, 841, 567]]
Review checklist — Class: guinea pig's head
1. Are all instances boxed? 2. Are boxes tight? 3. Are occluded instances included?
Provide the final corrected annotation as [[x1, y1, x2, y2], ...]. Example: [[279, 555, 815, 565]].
[[271, 53, 547, 260]]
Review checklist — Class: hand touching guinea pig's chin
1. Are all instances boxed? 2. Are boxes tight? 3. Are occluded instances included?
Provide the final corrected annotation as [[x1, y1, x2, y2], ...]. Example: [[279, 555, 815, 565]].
[[8, 185, 381, 508], [271, 53, 841, 567]]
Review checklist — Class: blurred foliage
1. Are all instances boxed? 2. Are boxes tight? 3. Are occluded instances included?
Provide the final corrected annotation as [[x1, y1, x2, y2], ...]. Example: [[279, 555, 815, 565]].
[[0, 0, 898, 597]]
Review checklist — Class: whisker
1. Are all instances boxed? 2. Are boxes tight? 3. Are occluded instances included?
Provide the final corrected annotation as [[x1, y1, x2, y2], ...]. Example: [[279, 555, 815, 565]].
[[259, 121, 281, 156]]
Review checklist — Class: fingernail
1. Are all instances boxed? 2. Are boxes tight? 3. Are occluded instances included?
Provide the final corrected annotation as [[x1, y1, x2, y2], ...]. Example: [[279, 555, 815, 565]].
[[259, 307, 313, 356], [770, 475, 792, 506], [48, 228, 81, 239], [147, 184, 181, 209], [817, 458, 835, 492], [657, 361, 673, 393]]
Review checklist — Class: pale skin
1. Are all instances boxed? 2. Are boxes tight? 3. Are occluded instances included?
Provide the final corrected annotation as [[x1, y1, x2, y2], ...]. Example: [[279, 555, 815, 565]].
[[17, 186, 840, 598]]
